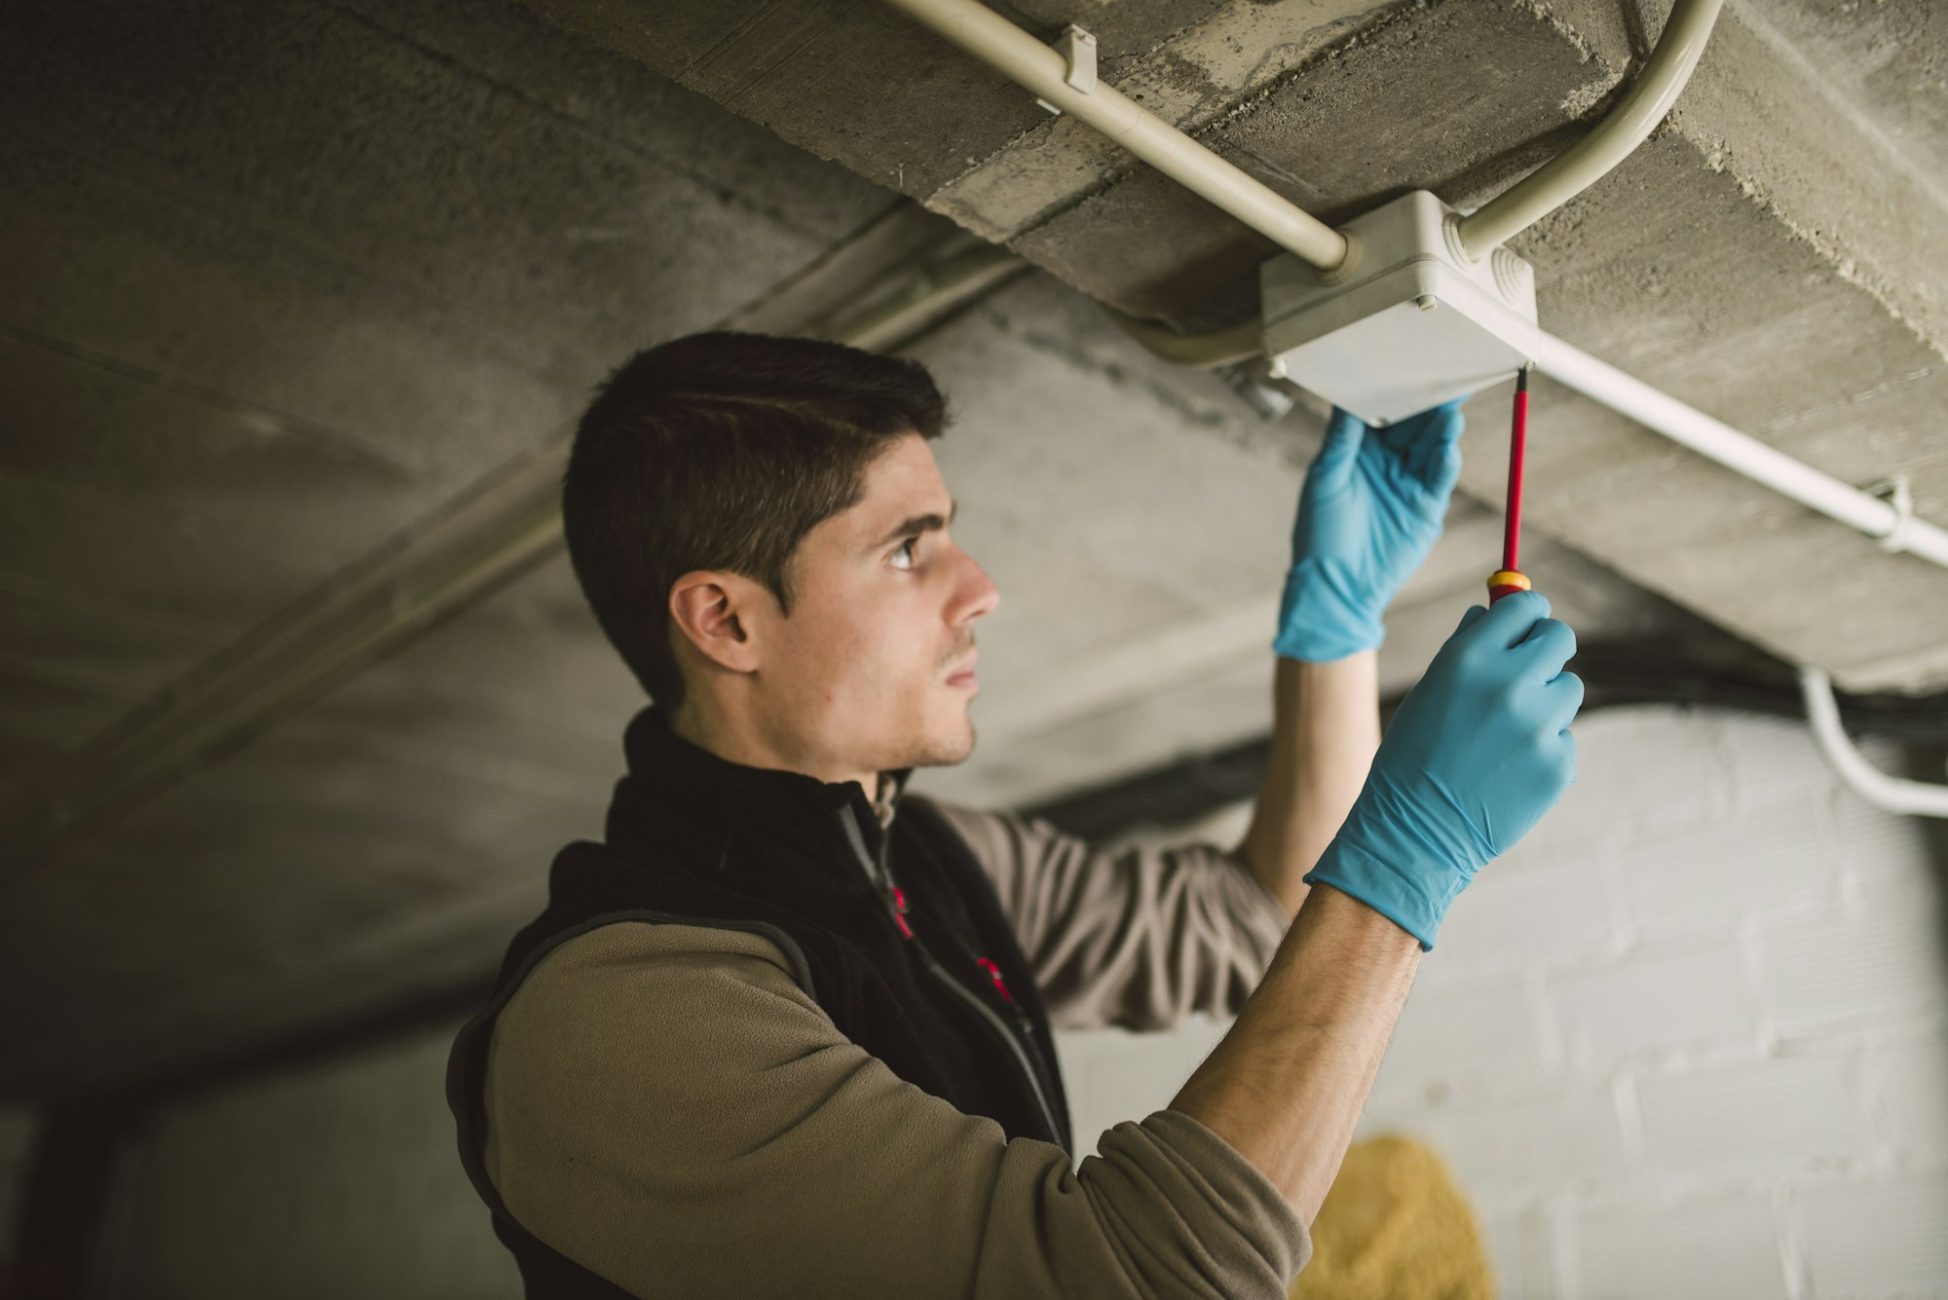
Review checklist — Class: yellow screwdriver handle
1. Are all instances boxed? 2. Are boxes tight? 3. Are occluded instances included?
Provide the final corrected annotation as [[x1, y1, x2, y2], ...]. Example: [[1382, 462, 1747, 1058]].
[[1487, 568, 1531, 605]]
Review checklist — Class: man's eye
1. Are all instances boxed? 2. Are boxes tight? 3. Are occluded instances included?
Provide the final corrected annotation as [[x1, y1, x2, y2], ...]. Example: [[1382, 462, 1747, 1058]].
[[891, 538, 918, 570]]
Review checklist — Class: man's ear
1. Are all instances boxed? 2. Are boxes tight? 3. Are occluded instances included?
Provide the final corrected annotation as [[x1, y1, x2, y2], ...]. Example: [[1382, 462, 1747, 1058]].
[[668, 570, 768, 676]]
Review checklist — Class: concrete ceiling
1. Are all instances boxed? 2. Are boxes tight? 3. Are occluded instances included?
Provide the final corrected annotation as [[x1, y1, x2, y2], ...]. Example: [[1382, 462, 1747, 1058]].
[[510, 0, 1948, 689], [0, 0, 1941, 1100]]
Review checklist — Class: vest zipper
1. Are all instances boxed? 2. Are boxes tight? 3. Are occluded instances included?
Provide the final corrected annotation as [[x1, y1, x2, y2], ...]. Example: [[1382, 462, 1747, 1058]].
[[838, 808, 1064, 1146], [894, 893, 1065, 1148], [972, 954, 1047, 1062]]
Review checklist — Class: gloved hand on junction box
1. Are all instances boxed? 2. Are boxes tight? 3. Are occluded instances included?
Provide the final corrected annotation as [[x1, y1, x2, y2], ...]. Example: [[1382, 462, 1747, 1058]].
[[1273, 399, 1468, 663]]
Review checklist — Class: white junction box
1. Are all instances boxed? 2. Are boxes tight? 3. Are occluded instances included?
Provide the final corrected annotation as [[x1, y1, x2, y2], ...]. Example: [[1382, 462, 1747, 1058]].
[[1260, 189, 1538, 425]]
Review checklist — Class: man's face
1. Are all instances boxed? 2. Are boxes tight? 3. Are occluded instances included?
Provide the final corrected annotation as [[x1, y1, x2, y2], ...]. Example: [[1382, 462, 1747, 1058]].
[[753, 433, 999, 783]]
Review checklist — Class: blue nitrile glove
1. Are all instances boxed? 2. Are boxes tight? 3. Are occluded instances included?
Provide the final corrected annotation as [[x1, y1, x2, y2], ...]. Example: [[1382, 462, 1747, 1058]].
[[1304, 589, 1583, 950], [1273, 400, 1469, 662]]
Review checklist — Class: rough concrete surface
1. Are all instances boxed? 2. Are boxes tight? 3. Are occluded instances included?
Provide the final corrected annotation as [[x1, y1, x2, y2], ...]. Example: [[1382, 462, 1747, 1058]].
[[0, 0, 890, 783]]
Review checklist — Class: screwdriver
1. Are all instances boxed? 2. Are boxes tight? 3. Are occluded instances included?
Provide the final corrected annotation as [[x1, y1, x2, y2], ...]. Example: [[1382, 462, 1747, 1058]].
[[1487, 363, 1534, 605]]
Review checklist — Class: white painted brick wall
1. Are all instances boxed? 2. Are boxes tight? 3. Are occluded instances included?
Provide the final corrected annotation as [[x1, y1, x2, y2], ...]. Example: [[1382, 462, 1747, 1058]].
[[1756, 888, 1948, 1034], [1549, 941, 1763, 1067], [1634, 1050, 1872, 1180], [1395, 1081, 1630, 1197], [1372, 968, 1555, 1102], [1429, 853, 1626, 970], [1068, 704, 1948, 1299], [1612, 793, 1839, 941], [1480, 1205, 1559, 1300], [1834, 790, 1940, 889], [1863, 1028, 1948, 1165], [1796, 1173, 1948, 1297], [1575, 1194, 1784, 1300]]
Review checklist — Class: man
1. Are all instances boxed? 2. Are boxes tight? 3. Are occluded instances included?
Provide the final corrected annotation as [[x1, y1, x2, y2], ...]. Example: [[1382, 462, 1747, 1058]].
[[447, 332, 1581, 1298]]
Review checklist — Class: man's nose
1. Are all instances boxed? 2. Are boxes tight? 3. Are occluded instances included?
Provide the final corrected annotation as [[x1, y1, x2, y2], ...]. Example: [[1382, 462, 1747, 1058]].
[[961, 554, 1000, 621]]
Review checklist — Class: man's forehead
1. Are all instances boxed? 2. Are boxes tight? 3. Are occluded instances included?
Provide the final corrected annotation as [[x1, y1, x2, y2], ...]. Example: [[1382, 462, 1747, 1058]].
[[855, 492, 957, 552], [849, 437, 954, 539]]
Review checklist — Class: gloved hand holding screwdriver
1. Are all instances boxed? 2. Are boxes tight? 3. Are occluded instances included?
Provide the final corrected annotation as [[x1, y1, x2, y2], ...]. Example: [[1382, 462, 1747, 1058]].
[[1176, 394, 1585, 1225], [1272, 399, 1584, 950]]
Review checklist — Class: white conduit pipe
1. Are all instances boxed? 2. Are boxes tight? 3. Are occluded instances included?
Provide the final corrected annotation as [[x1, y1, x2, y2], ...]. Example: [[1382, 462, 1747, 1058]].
[[1455, 0, 1726, 259], [830, 245, 1025, 352], [877, 0, 1350, 272], [1106, 311, 1262, 369], [1499, 318, 1948, 567], [1799, 668, 1948, 818]]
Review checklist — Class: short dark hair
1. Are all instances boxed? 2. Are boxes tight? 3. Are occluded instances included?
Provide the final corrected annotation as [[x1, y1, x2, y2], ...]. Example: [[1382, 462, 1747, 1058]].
[[561, 331, 950, 714]]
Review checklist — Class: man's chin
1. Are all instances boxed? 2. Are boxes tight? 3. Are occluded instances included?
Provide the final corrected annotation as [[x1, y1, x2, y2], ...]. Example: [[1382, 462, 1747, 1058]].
[[910, 713, 979, 769]]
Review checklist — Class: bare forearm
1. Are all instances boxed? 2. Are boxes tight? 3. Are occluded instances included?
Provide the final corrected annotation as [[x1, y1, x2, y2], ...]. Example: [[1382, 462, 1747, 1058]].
[[1235, 653, 1381, 918], [1167, 882, 1420, 1224]]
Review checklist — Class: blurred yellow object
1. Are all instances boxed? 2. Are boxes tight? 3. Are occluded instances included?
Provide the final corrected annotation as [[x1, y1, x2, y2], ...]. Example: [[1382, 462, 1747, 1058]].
[[1291, 1133, 1494, 1300]]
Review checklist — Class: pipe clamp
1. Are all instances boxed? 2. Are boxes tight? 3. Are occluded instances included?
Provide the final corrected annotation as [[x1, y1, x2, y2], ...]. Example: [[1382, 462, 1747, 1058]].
[[1036, 23, 1096, 110], [1056, 24, 1096, 91], [1866, 472, 1915, 554]]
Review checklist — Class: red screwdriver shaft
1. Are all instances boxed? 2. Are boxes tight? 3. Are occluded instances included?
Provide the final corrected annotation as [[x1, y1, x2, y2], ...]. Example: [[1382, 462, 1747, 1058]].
[[1504, 365, 1529, 571], [1487, 364, 1534, 604]]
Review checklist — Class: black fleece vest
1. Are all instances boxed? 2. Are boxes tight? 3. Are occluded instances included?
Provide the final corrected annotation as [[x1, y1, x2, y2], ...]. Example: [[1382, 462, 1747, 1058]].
[[446, 706, 1074, 1298]]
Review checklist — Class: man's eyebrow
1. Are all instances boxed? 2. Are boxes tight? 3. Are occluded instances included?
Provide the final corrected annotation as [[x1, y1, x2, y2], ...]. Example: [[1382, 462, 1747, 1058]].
[[868, 498, 958, 552]]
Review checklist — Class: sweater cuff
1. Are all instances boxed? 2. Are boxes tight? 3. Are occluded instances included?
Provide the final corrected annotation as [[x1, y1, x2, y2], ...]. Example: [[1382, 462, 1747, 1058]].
[[1140, 1108, 1314, 1287]]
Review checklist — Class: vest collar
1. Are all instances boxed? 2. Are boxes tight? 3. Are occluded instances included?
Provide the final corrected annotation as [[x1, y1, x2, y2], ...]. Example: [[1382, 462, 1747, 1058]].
[[605, 704, 913, 880]]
